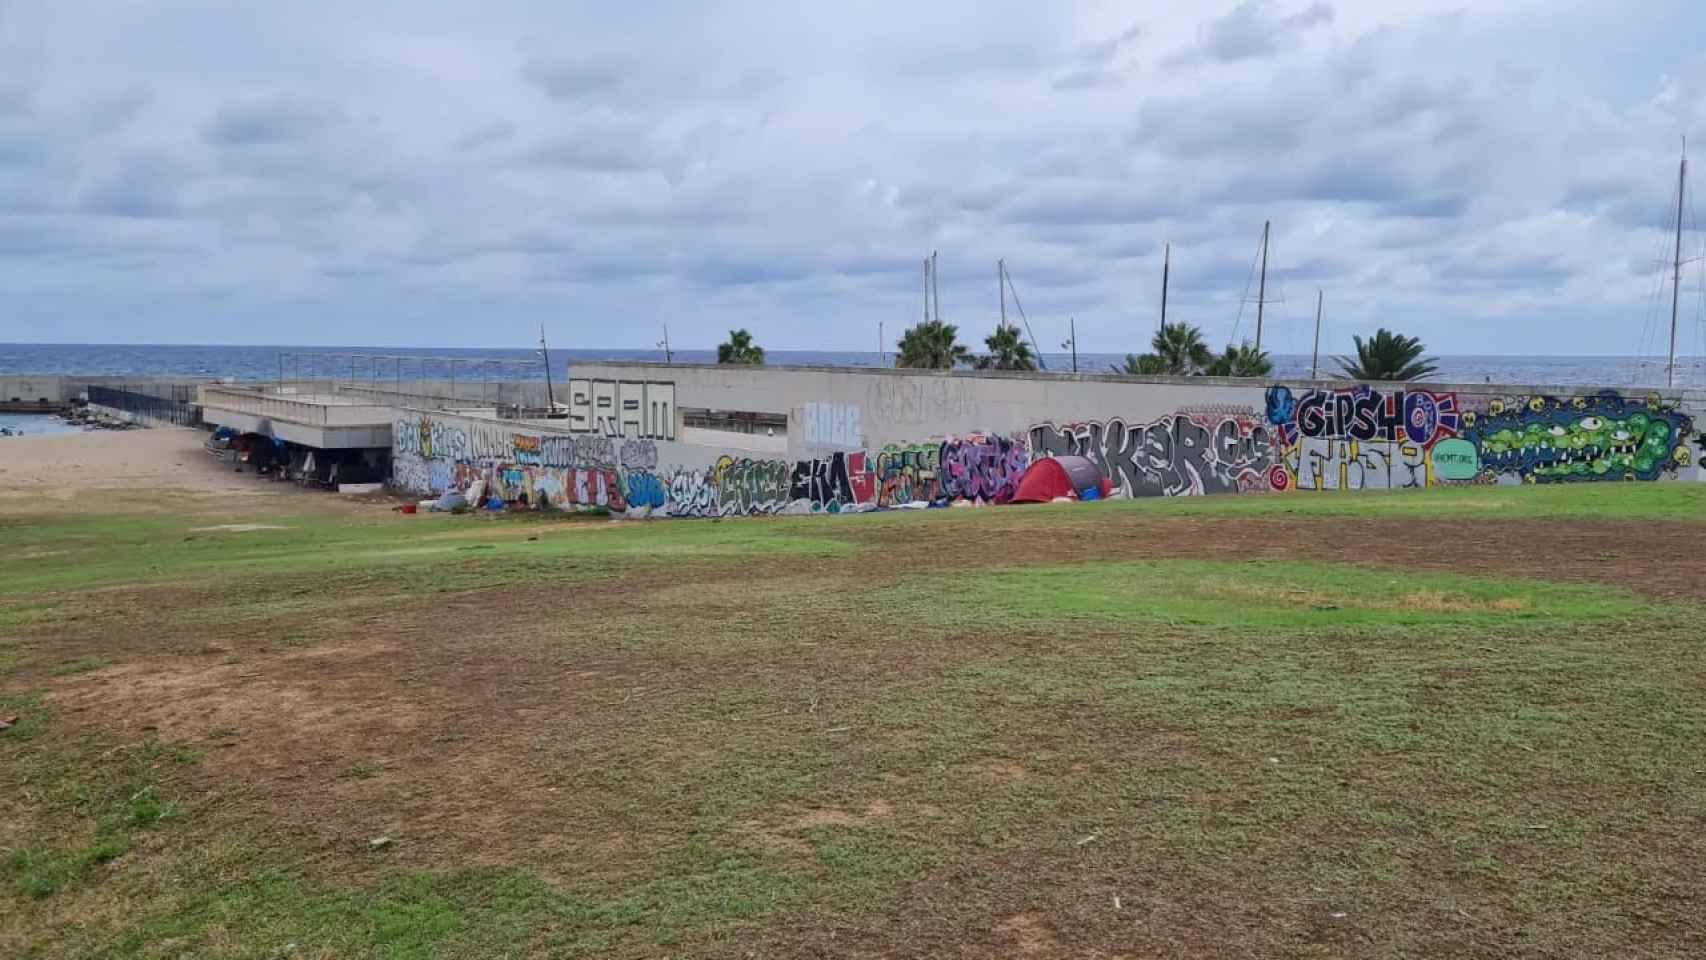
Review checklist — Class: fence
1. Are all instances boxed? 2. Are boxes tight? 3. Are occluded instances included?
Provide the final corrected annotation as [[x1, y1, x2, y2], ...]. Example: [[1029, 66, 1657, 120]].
[[85, 384, 202, 427]]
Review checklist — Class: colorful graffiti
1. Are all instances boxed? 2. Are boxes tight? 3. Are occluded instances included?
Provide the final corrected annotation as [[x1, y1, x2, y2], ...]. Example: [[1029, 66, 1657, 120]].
[[1464, 393, 1694, 483], [718, 456, 793, 515], [1029, 414, 1275, 497], [875, 442, 941, 506], [395, 386, 1701, 517], [1265, 386, 1461, 492], [939, 434, 1029, 503], [789, 451, 877, 513], [395, 414, 655, 510]]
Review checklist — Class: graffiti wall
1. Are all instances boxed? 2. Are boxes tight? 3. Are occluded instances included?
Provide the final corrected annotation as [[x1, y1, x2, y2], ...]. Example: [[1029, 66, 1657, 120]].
[[563, 379, 675, 439], [393, 380, 1702, 518], [1030, 410, 1277, 497], [392, 411, 1037, 517], [1262, 385, 1461, 492], [1463, 392, 1694, 484]]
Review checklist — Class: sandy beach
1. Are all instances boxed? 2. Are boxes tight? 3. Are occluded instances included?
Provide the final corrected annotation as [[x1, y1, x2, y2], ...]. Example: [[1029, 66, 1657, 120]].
[[0, 428, 317, 507]]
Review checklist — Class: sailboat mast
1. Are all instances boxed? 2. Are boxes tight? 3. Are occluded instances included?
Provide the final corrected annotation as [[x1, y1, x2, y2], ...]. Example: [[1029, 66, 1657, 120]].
[[931, 250, 941, 324], [922, 258, 930, 327], [1311, 289, 1323, 380], [1160, 242, 1170, 333], [998, 259, 1007, 329], [539, 323, 556, 411], [1256, 221, 1270, 353], [1670, 139, 1686, 389]]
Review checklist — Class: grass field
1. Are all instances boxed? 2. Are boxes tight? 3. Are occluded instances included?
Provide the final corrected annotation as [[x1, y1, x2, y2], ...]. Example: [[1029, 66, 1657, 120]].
[[3, 484, 1704, 958]]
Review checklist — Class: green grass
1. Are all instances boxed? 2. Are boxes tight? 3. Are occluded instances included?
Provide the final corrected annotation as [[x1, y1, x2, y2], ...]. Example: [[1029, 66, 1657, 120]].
[[1091, 479, 1706, 520], [0, 694, 179, 904], [3, 482, 1706, 957], [919, 559, 1656, 634], [0, 512, 851, 597]]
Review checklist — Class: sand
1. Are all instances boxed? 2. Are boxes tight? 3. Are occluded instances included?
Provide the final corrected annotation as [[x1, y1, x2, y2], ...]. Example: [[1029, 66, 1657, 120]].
[[0, 428, 310, 506]]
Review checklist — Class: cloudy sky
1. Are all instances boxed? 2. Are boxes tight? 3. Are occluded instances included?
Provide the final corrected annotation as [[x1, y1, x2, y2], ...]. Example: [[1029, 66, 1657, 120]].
[[3, 0, 1706, 357]]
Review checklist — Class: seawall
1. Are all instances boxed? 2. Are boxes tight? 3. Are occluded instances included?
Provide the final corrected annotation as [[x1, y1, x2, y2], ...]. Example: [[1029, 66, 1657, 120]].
[[387, 363, 1706, 515]]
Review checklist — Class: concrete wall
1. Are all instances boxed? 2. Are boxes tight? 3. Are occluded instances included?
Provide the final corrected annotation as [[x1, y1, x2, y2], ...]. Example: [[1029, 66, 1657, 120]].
[[0, 376, 66, 405], [85, 403, 179, 428], [389, 365, 1705, 516]]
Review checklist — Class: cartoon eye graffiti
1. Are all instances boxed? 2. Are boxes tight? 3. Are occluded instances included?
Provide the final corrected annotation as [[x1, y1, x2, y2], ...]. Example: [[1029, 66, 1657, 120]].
[[1612, 429, 1632, 442], [1572, 397, 1588, 410], [1548, 425, 1567, 437], [1676, 447, 1693, 467], [1529, 398, 1546, 413], [1462, 412, 1477, 427], [1578, 417, 1602, 431], [1489, 400, 1506, 415]]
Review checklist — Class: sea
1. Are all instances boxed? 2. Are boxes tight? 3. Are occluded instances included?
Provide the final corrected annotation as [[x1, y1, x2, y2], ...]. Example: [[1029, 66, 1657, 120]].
[[3, 342, 1705, 388]]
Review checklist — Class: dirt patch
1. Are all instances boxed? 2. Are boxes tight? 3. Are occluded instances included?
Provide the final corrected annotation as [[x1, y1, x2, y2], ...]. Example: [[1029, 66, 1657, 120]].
[[995, 912, 1060, 955], [1396, 590, 1530, 613], [972, 758, 1031, 783], [779, 800, 895, 832], [743, 800, 902, 858]]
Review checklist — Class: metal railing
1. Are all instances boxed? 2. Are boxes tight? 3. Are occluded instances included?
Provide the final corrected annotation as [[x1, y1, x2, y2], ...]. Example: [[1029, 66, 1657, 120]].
[[197, 385, 395, 427], [85, 384, 201, 427]]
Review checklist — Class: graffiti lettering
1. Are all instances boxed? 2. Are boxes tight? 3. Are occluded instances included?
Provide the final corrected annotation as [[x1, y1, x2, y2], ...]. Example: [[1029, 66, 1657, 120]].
[[1030, 415, 1274, 497], [864, 376, 976, 426], [875, 443, 941, 506], [938, 434, 1028, 503], [803, 402, 863, 450], [565, 379, 675, 439], [789, 451, 876, 513], [624, 471, 668, 511], [1267, 385, 1460, 492], [716, 457, 793, 516], [620, 439, 658, 472]]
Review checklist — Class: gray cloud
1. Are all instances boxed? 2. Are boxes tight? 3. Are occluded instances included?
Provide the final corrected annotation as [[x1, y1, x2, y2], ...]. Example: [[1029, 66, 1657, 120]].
[[522, 55, 628, 102], [203, 96, 343, 145], [454, 120, 517, 151], [77, 154, 186, 219], [0, 85, 31, 116], [1169, 0, 1335, 66], [0, 3, 1701, 355], [1052, 23, 1141, 90]]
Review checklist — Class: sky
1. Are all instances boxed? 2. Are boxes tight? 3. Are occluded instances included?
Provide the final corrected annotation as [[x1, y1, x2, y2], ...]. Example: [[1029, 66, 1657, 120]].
[[2, 0, 1706, 358]]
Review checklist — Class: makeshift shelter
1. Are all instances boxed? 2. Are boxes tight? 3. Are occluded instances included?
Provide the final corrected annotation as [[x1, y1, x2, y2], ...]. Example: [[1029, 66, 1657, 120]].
[[1012, 455, 1111, 503]]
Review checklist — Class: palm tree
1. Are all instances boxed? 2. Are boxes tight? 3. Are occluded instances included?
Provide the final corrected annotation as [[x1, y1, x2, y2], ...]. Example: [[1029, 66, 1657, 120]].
[[1114, 353, 1170, 375], [1204, 341, 1274, 378], [975, 323, 1037, 371], [895, 320, 972, 370], [716, 329, 765, 365], [1336, 328, 1438, 381], [1114, 321, 1213, 376]]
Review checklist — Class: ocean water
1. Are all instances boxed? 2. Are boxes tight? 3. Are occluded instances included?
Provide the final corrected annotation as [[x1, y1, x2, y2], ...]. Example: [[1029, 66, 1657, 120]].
[[2, 342, 1704, 388], [0, 413, 81, 436]]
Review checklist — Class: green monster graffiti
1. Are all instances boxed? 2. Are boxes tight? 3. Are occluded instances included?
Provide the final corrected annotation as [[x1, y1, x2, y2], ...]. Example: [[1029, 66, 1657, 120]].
[[1464, 392, 1694, 483]]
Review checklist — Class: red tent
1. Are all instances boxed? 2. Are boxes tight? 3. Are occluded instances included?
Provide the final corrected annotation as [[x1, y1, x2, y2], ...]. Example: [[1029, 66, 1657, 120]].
[[1012, 455, 1111, 503]]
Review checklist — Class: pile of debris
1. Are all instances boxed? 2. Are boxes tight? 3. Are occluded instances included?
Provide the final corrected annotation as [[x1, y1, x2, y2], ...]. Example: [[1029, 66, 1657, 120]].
[[57, 405, 140, 431]]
